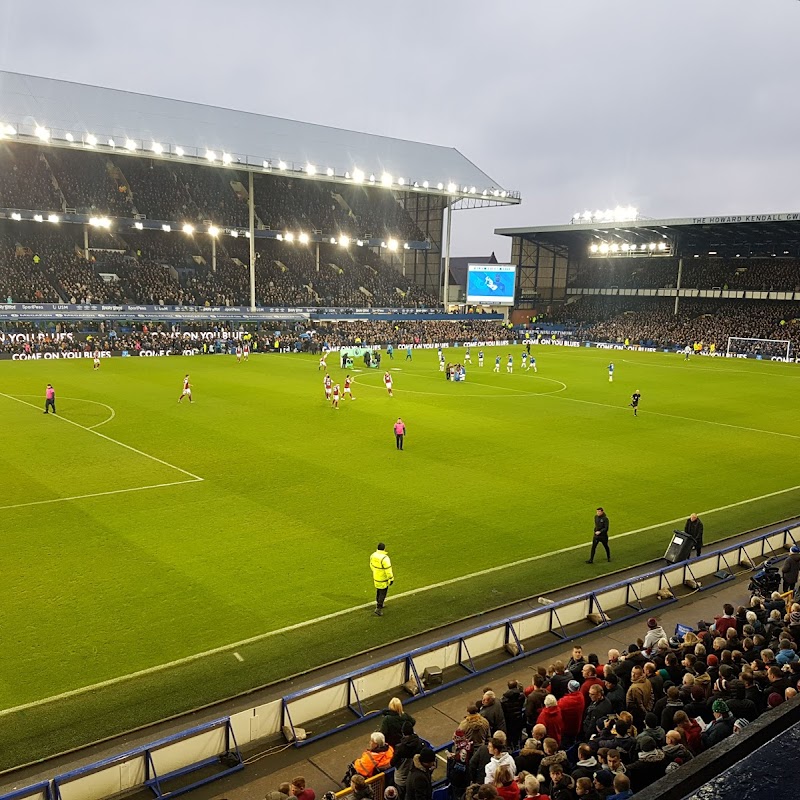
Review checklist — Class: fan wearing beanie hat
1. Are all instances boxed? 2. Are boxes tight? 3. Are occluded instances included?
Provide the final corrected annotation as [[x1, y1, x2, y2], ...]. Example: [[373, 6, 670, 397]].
[[701, 699, 734, 749], [408, 747, 437, 796]]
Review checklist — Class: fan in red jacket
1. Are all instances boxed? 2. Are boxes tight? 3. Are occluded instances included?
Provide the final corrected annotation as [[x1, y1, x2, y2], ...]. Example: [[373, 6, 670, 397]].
[[557, 680, 586, 746], [536, 695, 563, 745]]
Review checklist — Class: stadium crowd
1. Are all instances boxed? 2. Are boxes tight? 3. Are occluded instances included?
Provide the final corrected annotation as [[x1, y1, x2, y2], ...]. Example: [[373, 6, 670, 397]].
[[259, 576, 800, 800], [550, 297, 800, 353], [568, 257, 800, 293]]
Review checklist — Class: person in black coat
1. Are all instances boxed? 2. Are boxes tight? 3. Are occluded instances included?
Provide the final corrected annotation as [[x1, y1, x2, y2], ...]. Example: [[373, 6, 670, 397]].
[[587, 507, 611, 564], [500, 680, 526, 749], [583, 684, 613, 741], [684, 514, 704, 556], [406, 750, 436, 800]]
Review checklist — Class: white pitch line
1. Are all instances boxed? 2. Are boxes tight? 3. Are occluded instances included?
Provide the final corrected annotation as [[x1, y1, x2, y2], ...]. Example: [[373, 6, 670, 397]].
[[0, 480, 201, 513], [537, 391, 800, 441], [0, 393, 203, 481], [13, 394, 116, 429], [621, 358, 800, 378], [1, 481, 798, 718]]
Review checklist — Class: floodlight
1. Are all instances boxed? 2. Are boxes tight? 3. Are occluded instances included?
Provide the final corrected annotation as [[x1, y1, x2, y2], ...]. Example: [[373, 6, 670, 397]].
[[245, 231, 251, 238], [437, 182, 444, 191], [4, 124, 16, 136], [305, 163, 316, 176], [89, 217, 111, 228], [108, 138, 115, 148], [278, 160, 287, 170], [470, 186, 476, 194], [500, 191, 508, 198], [299, 232, 309, 244], [33, 214, 43, 223], [86, 134, 98, 147], [208, 225, 219, 237], [263, 160, 271, 170], [640, 244, 647, 250], [10, 212, 21, 221], [47, 214, 60, 224], [276, 234, 283, 241], [582, 211, 592, 221], [422, 180, 429, 189], [353, 168, 365, 183], [35, 126, 50, 141], [339, 235, 350, 247], [369, 174, 376, 183], [125, 139, 137, 151], [326, 167, 334, 177], [403, 242, 410, 249], [482, 190, 487, 196], [599, 243, 609, 254], [447, 182, 457, 193], [381, 173, 393, 186], [206, 150, 217, 162], [284, 231, 295, 242], [610, 244, 619, 253], [573, 213, 582, 221], [344, 171, 351, 179], [387, 239, 398, 251], [134, 221, 144, 230], [222, 152, 232, 165], [356, 239, 364, 247], [182, 223, 194, 235], [398, 177, 405, 186], [162, 224, 172, 232], [380, 241, 387, 248], [65, 132, 74, 142], [594, 210, 603, 220], [330, 237, 336, 244], [649, 242, 656, 251], [151, 142, 163, 154], [231, 230, 239, 238], [621, 243, 629, 252], [175, 146, 185, 157], [658, 242, 667, 251], [462, 185, 469, 193], [590, 244, 599, 253]]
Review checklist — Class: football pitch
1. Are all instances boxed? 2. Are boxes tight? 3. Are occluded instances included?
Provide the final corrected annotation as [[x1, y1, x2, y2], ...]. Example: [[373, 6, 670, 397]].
[[2, 345, 800, 767]]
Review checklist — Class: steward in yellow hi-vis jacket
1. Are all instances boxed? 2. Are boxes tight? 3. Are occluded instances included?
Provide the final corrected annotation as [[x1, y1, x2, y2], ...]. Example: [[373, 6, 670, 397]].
[[370, 543, 394, 617]]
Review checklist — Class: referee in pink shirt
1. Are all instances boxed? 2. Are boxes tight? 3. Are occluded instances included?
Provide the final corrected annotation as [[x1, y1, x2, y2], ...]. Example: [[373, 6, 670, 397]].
[[394, 418, 406, 450]]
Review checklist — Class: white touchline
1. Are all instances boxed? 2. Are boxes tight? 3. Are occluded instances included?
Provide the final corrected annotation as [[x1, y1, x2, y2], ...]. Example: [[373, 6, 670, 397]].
[[0, 393, 204, 481], [1, 481, 797, 717]]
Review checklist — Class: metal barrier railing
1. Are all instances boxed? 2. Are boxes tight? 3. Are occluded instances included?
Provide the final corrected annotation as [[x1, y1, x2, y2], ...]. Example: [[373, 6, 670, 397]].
[[282, 522, 799, 746]]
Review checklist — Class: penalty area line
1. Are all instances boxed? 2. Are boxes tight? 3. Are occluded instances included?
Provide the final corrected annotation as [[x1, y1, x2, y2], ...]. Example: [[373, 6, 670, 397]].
[[1, 482, 798, 718], [0, 392, 203, 481], [0, 480, 202, 513]]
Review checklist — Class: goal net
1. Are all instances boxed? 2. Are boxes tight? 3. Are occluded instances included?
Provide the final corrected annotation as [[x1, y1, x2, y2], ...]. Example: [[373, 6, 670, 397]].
[[726, 336, 791, 360]]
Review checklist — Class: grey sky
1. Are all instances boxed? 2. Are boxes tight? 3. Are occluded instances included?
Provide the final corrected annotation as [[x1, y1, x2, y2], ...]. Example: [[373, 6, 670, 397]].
[[1, 1, 798, 259]]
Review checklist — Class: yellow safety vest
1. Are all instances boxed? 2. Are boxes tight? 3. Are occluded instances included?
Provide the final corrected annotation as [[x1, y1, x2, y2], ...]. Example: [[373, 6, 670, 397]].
[[370, 550, 393, 588]]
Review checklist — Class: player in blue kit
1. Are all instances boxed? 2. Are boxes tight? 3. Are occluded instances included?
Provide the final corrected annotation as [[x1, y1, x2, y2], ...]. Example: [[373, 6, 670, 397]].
[[494, 354, 501, 373], [506, 353, 513, 373], [478, 350, 484, 367], [608, 361, 615, 382], [530, 356, 537, 373], [521, 352, 528, 370]]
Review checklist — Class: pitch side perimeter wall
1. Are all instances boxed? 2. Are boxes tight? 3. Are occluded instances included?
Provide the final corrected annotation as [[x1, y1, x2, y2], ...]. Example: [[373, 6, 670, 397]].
[[2, 524, 797, 800]]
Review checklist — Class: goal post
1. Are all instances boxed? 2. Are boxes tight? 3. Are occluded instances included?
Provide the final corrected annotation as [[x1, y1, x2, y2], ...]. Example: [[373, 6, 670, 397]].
[[726, 336, 791, 361]]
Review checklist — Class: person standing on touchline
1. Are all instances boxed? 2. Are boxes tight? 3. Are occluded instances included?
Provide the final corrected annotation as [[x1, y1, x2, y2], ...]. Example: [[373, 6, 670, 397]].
[[587, 507, 611, 564], [394, 418, 406, 450], [370, 543, 394, 616]]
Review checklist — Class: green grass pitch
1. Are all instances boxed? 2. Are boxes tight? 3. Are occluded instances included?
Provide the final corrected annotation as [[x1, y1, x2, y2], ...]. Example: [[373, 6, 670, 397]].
[[1, 345, 799, 767]]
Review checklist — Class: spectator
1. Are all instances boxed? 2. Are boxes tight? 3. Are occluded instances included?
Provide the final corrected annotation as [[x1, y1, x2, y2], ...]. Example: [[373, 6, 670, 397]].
[[350, 777, 373, 800], [572, 743, 599, 781], [480, 690, 507, 735], [643, 618, 667, 655], [522, 775, 549, 800], [536, 695, 563, 745], [607, 773, 633, 800], [484, 735, 516, 784], [700, 700, 735, 748], [343, 732, 394, 784], [624, 667, 653, 729], [391, 722, 425, 799], [557, 680, 585, 747], [379, 697, 416, 747], [515, 737, 544, 776], [405, 748, 437, 800], [493, 765, 519, 800], [567, 646, 587, 682], [583, 684, 612, 741], [625, 736, 667, 791], [500, 680, 526, 749], [290, 778, 315, 800], [460, 704, 491, 745], [266, 784, 292, 800]]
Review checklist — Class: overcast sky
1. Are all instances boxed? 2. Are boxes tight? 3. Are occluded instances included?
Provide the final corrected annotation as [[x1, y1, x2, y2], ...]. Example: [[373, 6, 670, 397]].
[[1, 1, 798, 258]]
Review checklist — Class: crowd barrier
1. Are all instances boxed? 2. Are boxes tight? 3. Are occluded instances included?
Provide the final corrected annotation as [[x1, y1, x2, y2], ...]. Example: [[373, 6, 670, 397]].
[[0, 719, 242, 800], [2, 523, 796, 800]]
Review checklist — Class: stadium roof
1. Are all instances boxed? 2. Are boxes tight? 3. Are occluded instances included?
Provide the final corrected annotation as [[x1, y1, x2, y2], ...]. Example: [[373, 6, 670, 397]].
[[0, 71, 518, 203], [496, 212, 800, 256]]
